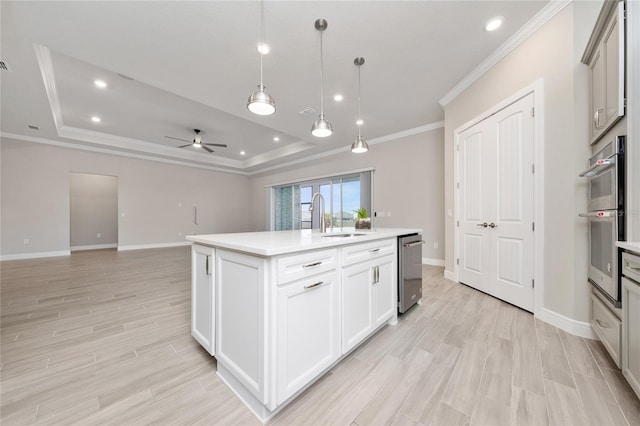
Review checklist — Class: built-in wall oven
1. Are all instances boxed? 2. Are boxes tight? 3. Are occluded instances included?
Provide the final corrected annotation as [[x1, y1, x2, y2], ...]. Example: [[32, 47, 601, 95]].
[[579, 136, 625, 307]]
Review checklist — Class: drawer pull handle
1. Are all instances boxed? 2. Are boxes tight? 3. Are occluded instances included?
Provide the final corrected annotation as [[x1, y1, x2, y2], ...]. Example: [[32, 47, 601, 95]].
[[595, 319, 609, 329], [303, 261, 322, 269], [369, 248, 380, 253], [304, 281, 324, 290]]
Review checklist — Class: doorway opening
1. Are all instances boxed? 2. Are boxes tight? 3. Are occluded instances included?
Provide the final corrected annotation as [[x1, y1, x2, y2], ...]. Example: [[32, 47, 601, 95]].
[[69, 172, 118, 252]]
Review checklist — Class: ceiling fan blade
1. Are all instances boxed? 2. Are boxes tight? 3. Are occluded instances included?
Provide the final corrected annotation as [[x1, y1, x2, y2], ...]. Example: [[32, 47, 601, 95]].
[[165, 136, 191, 143], [202, 143, 228, 148], [202, 146, 215, 153], [177, 144, 192, 148]]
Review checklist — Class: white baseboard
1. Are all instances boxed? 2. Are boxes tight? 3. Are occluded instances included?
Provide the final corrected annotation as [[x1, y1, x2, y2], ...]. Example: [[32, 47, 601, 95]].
[[117, 241, 191, 251], [535, 308, 595, 339], [444, 269, 457, 282], [0, 250, 71, 261], [422, 257, 445, 267], [71, 243, 117, 252]]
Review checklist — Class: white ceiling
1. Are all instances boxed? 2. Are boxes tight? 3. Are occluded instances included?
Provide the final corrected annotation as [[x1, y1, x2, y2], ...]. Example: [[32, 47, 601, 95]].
[[0, 1, 548, 174]]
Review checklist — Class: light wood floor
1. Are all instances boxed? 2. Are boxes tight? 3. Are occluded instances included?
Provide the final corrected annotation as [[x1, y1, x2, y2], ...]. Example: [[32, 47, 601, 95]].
[[1, 247, 639, 425]]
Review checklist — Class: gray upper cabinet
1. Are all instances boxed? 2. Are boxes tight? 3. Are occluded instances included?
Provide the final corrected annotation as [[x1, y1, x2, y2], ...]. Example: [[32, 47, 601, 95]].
[[583, 1, 625, 145]]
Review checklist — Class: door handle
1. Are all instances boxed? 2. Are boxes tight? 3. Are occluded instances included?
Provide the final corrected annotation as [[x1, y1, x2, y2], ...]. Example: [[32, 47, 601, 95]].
[[403, 241, 425, 248], [489, 223, 497, 228], [476, 222, 488, 228], [205, 255, 211, 276]]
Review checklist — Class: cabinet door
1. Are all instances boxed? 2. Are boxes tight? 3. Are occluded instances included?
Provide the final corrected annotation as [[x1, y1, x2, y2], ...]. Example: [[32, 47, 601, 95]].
[[589, 47, 606, 140], [276, 271, 340, 404], [622, 277, 640, 399], [373, 255, 396, 327], [342, 262, 374, 353], [191, 244, 214, 355], [603, 2, 625, 128]]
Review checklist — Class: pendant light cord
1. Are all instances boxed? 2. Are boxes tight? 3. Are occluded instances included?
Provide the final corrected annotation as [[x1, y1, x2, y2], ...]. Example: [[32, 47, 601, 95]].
[[319, 30, 324, 115], [357, 64, 362, 138], [259, 0, 265, 86]]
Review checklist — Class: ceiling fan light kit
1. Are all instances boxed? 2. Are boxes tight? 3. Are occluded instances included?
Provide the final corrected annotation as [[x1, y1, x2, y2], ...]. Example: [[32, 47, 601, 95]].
[[351, 57, 369, 154], [311, 18, 333, 138], [247, 0, 276, 116]]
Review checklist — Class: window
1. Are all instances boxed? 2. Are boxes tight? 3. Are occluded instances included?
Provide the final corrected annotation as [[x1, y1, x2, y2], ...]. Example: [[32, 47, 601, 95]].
[[271, 171, 372, 231]]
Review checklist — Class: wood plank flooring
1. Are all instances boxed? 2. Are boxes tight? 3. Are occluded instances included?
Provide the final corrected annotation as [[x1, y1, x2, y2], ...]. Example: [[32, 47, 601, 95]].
[[1, 247, 639, 425]]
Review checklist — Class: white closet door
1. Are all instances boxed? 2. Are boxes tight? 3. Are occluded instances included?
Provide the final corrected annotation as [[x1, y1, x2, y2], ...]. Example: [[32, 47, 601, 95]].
[[489, 94, 535, 311], [458, 122, 492, 293], [458, 92, 535, 312]]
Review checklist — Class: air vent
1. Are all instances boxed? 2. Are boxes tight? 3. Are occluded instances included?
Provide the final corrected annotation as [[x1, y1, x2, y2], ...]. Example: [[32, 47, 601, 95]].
[[27, 125, 39, 130], [0, 61, 10, 72], [298, 107, 315, 116]]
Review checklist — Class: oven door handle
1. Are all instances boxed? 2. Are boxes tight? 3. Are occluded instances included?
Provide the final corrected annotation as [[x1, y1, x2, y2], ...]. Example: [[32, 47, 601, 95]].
[[578, 211, 615, 218], [578, 156, 616, 177]]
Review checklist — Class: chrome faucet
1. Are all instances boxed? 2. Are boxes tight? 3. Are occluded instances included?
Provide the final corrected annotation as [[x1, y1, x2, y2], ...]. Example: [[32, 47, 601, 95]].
[[309, 192, 327, 233]]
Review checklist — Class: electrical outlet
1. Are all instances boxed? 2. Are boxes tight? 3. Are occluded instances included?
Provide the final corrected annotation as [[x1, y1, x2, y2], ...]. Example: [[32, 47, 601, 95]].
[[387, 211, 392, 217], [97, 233, 101, 238], [434, 243, 439, 249], [121, 212, 126, 217], [178, 202, 182, 207], [22, 238, 29, 245], [178, 231, 183, 237], [378, 211, 386, 217]]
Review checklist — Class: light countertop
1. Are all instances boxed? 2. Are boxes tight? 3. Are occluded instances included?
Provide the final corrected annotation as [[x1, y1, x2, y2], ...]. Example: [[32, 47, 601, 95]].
[[185, 228, 422, 256], [617, 241, 640, 256]]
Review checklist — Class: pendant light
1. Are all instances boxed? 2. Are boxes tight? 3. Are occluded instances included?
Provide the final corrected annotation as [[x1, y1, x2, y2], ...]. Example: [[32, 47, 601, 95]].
[[351, 57, 369, 153], [311, 19, 333, 138], [247, 0, 276, 115]]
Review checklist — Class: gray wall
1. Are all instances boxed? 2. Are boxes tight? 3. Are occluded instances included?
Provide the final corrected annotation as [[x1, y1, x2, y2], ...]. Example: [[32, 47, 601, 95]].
[[70, 172, 118, 248], [1, 137, 252, 256], [443, 3, 601, 322], [249, 129, 445, 262]]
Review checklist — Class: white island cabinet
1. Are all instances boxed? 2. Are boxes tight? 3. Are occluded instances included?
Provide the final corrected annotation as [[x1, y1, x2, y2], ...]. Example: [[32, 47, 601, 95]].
[[186, 228, 420, 422]]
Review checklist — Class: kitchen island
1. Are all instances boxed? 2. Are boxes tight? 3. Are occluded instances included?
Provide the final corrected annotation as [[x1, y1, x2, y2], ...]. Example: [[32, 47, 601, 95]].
[[186, 228, 421, 422]]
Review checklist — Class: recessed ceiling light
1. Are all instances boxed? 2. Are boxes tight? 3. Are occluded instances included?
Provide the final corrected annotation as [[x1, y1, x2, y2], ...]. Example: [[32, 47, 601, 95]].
[[94, 79, 107, 89], [333, 94, 343, 102], [356, 119, 364, 126], [485, 16, 504, 32], [257, 42, 270, 55], [91, 116, 101, 123], [240, 151, 246, 156], [273, 136, 280, 142]]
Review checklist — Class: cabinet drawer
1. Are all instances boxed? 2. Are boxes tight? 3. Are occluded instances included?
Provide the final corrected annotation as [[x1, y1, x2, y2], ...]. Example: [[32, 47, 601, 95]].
[[622, 252, 640, 283], [341, 238, 396, 267], [591, 293, 621, 367], [276, 249, 337, 285]]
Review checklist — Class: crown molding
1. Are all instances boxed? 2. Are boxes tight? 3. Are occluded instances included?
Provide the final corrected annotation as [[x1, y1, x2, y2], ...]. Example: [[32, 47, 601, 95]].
[[248, 120, 444, 176], [0, 132, 250, 175], [438, 0, 572, 107], [57, 125, 243, 169]]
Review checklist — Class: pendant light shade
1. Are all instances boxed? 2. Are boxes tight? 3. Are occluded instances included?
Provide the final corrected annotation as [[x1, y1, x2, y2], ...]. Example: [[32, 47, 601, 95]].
[[311, 18, 332, 138], [247, 1, 275, 115], [248, 84, 276, 115], [312, 113, 333, 138], [351, 57, 369, 154], [351, 135, 369, 153]]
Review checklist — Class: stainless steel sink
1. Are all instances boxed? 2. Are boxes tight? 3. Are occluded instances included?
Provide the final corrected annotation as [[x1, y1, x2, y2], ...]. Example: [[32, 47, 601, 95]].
[[321, 233, 367, 238]]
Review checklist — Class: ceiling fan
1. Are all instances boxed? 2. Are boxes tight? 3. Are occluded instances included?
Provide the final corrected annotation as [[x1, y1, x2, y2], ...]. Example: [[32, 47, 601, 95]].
[[165, 129, 228, 153]]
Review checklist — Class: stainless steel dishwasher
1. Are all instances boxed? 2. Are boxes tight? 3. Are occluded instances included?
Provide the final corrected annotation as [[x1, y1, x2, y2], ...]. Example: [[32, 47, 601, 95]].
[[398, 233, 424, 313]]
